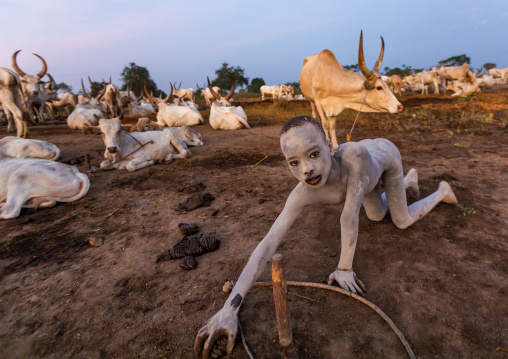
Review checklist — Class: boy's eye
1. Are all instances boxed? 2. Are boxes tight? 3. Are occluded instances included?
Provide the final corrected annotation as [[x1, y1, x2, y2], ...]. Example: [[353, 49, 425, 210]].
[[310, 151, 319, 158], [289, 161, 299, 166]]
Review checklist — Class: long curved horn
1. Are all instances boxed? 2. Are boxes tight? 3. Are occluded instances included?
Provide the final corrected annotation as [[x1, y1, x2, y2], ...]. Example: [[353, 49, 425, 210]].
[[372, 36, 385, 74], [207, 77, 221, 99], [47, 73, 55, 91], [196, 83, 202, 90], [176, 82, 182, 90], [358, 31, 375, 81], [144, 84, 158, 103], [475, 68, 481, 76], [96, 84, 107, 101], [88, 76, 94, 86], [33, 53, 48, 78], [81, 79, 89, 97], [224, 82, 235, 101], [11, 50, 27, 78], [161, 83, 173, 103], [109, 76, 112, 84]]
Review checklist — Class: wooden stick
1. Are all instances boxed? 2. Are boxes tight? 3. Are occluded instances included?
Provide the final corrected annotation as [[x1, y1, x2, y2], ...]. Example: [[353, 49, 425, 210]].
[[272, 253, 293, 348], [251, 155, 268, 168]]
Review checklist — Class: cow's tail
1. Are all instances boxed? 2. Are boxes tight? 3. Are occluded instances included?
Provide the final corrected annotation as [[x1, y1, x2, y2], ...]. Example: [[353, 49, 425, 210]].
[[59, 172, 90, 203]]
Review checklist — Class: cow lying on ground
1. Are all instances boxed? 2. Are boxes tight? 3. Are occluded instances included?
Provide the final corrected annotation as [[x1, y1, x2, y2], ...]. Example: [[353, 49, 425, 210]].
[[144, 84, 204, 127], [0, 137, 60, 160], [446, 81, 481, 97], [84, 116, 203, 172], [207, 79, 250, 130], [0, 151, 90, 219]]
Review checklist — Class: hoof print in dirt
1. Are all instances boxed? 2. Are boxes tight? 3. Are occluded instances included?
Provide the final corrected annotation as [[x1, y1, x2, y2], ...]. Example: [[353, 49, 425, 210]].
[[197, 233, 220, 252], [89, 236, 104, 247], [178, 222, 199, 236], [179, 256, 198, 270], [177, 193, 215, 212], [177, 179, 206, 194], [210, 336, 228, 359]]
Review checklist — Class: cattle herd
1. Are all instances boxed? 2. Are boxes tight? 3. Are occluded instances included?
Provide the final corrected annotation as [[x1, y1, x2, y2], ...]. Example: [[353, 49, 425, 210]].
[[0, 32, 507, 220]]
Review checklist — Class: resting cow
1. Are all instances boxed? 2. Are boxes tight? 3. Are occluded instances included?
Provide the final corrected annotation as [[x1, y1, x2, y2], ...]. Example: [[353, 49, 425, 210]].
[[0, 151, 90, 219], [0, 136, 60, 160], [84, 116, 203, 172], [207, 79, 250, 130]]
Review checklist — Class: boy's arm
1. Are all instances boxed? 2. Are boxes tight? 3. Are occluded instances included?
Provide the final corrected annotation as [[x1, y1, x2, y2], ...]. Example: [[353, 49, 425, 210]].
[[194, 186, 307, 358]]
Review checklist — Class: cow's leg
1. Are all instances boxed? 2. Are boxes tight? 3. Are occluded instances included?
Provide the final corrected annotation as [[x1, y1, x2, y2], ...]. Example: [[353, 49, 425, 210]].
[[2, 99, 25, 138], [434, 80, 440, 95], [40, 200, 57, 208], [0, 192, 27, 219], [310, 101, 319, 122], [163, 131, 191, 162]]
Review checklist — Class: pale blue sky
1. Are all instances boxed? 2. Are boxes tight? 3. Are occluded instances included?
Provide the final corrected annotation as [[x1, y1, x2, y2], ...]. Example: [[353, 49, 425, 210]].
[[1, 0, 506, 92]]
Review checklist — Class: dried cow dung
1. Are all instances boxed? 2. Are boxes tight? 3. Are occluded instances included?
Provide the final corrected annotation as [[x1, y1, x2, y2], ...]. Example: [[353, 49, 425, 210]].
[[183, 238, 207, 256], [156, 250, 172, 262], [178, 222, 199, 236], [177, 193, 215, 212], [169, 243, 186, 259], [177, 179, 206, 194], [197, 233, 220, 252], [179, 256, 198, 270]]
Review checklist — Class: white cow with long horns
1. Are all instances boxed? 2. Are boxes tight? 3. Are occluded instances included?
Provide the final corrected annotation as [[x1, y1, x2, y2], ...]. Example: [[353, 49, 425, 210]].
[[83, 116, 202, 172], [300, 31, 403, 149], [207, 78, 250, 130], [144, 84, 203, 127]]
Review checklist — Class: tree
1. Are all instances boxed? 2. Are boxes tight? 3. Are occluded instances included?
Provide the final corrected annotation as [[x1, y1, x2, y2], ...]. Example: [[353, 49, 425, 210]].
[[284, 81, 300, 89], [383, 64, 423, 77], [247, 77, 265, 93], [54, 82, 72, 93], [120, 62, 164, 97], [343, 64, 360, 73], [210, 62, 249, 90], [439, 54, 470, 67], [483, 62, 496, 71]]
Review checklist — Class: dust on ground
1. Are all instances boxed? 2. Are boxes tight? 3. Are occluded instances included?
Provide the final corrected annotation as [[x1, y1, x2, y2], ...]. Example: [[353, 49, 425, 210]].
[[0, 91, 507, 358]]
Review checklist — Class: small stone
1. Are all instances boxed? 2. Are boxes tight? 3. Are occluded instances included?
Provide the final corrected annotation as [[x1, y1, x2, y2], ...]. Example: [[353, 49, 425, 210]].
[[222, 281, 234, 293], [89, 236, 103, 247], [329, 252, 337, 257]]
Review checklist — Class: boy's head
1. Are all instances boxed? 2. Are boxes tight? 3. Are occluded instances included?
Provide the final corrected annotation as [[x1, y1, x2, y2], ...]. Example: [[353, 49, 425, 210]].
[[280, 116, 333, 188]]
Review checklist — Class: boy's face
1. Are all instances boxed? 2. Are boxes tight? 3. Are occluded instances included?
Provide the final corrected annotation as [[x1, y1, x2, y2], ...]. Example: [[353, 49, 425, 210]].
[[280, 123, 333, 188]]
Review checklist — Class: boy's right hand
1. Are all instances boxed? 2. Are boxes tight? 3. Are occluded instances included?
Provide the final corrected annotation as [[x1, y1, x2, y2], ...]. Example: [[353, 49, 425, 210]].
[[194, 308, 239, 358]]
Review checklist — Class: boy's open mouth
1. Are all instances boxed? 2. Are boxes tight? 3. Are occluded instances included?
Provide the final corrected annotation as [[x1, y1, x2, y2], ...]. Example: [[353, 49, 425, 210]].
[[305, 175, 322, 185]]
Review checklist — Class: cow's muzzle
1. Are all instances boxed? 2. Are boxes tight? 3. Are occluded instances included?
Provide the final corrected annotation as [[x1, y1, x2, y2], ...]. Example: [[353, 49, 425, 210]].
[[397, 105, 404, 113], [107, 146, 118, 153]]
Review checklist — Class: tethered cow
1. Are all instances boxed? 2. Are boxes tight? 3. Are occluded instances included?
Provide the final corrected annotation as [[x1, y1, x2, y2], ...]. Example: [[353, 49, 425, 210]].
[[300, 31, 403, 149]]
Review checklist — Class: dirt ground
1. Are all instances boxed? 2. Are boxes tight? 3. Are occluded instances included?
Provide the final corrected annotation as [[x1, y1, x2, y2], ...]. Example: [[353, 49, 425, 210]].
[[1, 91, 507, 358]]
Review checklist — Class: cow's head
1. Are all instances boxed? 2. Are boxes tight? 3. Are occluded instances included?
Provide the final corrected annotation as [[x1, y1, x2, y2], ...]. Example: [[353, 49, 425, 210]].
[[357, 31, 403, 113], [85, 115, 126, 163], [207, 77, 234, 106], [81, 79, 107, 112], [11, 50, 48, 95], [144, 83, 172, 107]]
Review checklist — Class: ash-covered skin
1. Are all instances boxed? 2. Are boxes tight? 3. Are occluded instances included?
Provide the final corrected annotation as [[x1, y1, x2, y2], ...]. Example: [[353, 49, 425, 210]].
[[194, 116, 458, 359]]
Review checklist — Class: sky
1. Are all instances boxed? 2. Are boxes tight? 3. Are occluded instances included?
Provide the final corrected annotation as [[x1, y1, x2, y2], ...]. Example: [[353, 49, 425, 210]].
[[1, 0, 507, 93]]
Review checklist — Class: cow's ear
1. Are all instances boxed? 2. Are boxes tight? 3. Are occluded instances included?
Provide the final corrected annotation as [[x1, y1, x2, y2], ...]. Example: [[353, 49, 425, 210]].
[[121, 124, 135, 133], [82, 126, 102, 136]]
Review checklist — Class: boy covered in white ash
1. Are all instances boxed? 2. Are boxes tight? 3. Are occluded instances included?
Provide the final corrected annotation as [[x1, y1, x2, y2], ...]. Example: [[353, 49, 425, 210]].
[[195, 116, 457, 358]]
